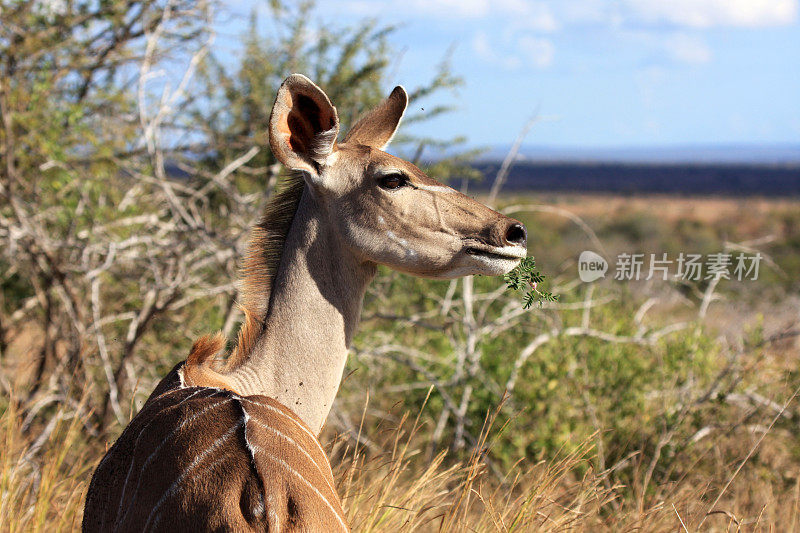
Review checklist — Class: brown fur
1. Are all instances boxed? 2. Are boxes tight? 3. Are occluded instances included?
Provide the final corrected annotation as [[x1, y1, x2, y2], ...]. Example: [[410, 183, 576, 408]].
[[84, 364, 348, 532], [183, 332, 231, 390], [344, 85, 407, 149]]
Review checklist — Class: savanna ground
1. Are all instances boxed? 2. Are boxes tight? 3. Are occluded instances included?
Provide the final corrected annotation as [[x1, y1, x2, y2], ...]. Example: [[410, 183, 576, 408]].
[[3, 192, 799, 532]]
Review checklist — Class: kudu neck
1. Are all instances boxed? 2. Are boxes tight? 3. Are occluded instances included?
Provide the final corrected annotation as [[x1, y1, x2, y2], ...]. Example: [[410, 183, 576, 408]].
[[226, 188, 376, 434]]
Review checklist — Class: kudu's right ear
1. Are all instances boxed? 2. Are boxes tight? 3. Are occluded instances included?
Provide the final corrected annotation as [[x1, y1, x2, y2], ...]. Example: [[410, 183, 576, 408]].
[[269, 74, 339, 180]]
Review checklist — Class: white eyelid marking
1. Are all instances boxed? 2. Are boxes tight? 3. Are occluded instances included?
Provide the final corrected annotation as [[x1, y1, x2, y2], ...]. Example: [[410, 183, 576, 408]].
[[414, 183, 456, 194], [375, 168, 405, 176]]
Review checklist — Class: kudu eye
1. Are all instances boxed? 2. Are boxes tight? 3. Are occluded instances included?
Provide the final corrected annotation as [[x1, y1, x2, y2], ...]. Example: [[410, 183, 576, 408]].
[[377, 173, 406, 191]]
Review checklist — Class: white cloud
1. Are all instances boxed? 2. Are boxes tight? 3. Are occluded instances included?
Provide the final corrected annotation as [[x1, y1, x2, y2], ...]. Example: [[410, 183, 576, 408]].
[[559, 0, 618, 26], [472, 31, 553, 69], [403, 0, 529, 18], [635, 65, 669, 109], [472, 31, 494, 59], [549, 0, 798, 29], [512, 3, 560, 32], [471, 31, 522, 69], [340, 0, 558, 27], [663, 34, 713, 64], [623, 31, 714, 66], [518, 36, 555, 67], [336, 0, 798, 28], [623, 0, 798, 28]]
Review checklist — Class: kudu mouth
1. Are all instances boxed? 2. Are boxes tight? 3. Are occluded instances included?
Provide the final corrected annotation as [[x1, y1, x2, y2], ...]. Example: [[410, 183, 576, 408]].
[[464, 244, 527, 261], [460, 220, 528, 272]]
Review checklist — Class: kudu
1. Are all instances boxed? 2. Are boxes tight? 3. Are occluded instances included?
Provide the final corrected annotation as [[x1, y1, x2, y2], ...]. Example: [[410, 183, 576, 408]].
[[83, 74, 528, 532]]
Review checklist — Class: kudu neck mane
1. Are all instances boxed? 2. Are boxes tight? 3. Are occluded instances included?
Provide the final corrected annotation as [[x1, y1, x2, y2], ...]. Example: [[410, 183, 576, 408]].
[[231, 173, 306, 368], [184, 172, 376, 433]]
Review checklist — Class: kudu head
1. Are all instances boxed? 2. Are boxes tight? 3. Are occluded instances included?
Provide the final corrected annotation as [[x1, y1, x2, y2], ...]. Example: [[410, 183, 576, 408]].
[[269, 74, 527, 278]]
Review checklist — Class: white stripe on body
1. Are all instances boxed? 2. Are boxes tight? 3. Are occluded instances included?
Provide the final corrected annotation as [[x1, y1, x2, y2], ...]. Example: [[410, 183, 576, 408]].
[[255, 448, 348, 532], [115, 390, 229, 528], [241, 397, 328, 464], [143, 419, 243, 532], [267, 493, 281, 533], [247, 416, 337, 497], [114, 386, 214, 523], [93, 382, 195, 474], [252, 493, 266, 519], [235, 397, 268, 523], [238, 402, 259, 464], [111, 389, 340, 532]]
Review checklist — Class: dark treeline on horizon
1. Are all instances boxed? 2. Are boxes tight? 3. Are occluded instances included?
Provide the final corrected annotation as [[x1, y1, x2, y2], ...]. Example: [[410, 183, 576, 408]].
[[465, 162, 800, 196]]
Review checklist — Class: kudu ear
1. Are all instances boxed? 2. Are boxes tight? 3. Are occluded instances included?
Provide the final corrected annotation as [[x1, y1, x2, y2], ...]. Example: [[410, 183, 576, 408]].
[[269, 74, 340, 178], [343, 86, 408, 150]]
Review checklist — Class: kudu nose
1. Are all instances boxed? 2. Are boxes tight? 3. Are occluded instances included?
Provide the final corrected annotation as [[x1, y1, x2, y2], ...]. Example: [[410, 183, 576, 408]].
[[504, 222, 527, 248]]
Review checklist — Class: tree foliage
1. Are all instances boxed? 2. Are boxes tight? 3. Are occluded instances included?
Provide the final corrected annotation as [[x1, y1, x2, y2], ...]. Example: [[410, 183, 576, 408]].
[[0, 0, 467, 430]]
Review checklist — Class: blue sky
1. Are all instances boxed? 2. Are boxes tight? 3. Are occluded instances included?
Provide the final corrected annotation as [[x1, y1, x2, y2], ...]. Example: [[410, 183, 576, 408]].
[[225, 0, 800, 149]]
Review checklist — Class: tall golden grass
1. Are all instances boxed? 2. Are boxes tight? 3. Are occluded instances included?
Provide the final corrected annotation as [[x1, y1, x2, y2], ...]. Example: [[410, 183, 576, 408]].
[[331, 390, 800, 532], [1, 387, 798, 532], [0, 399, 89, 532]]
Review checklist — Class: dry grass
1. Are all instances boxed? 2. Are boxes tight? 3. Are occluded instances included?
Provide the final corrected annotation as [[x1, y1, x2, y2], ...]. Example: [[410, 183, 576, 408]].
[[336, 408, 613, 532], [326, 389, 800, 532], [1, 384, 799, 532], [0, 399, 90, 533]]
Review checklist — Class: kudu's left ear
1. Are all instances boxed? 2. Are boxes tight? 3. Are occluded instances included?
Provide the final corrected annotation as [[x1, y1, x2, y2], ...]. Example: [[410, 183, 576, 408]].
[[269, 74, 339, 180], [344, 86, 408, 150]]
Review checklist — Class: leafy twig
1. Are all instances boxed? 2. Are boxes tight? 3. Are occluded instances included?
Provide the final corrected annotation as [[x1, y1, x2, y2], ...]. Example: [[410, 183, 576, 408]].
[[504, 257, 557, 309]]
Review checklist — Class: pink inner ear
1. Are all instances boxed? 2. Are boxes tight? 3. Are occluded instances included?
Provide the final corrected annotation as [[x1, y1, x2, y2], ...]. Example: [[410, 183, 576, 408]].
[[287, 114, 313, 154], [273, 83, 337, 161], [287, 93, 328, 155], [277, 116, 292, 149]]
